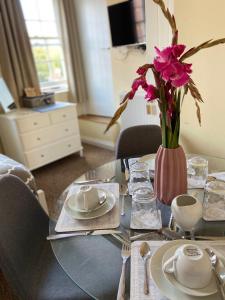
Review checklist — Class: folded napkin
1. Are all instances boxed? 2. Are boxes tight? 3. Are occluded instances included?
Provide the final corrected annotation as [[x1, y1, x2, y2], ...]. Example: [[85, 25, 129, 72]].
[[131, 240, 225, 300], [131, 241, 168, 300], [55, 183, 120, 232]]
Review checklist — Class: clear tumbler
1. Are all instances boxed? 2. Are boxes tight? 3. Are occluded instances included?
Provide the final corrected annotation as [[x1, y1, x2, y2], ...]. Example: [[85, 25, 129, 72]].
[[187, 156, 208, 188], [128, 162, 151, 195], [131, 186, 161, 229]]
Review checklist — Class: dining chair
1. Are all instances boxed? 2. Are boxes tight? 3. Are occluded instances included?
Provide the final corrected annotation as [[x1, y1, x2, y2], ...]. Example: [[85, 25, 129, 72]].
[[115, 125, 162, 159], [0, 174, 92, 300]]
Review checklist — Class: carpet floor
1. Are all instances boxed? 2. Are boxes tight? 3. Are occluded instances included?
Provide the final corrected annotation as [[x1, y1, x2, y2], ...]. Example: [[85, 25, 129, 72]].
[[0, 144, 114, 300]]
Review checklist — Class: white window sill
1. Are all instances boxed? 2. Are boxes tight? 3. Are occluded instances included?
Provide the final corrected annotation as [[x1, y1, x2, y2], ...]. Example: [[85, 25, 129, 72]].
[[41, 84, 69, 94]]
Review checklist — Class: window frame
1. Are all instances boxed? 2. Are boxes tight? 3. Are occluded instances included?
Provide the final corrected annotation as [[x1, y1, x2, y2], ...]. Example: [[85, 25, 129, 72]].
[[21, 0, 68, 92]]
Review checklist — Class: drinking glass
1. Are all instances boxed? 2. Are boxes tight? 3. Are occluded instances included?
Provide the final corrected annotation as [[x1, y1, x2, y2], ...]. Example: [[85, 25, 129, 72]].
[[187, 156, 208, 188], [203, 180, 225, 221], [128, 161, 151, 194], [131, 186, 161, 229]]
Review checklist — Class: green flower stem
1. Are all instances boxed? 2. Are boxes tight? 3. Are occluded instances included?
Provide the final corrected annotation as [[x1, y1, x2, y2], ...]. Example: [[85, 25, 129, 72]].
[[159, 87, 181, 149]]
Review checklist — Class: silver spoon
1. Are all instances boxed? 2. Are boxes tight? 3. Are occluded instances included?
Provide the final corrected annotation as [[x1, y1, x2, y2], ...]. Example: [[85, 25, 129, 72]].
[[140, 242, 151, 295], [206, 248, 225, 300]]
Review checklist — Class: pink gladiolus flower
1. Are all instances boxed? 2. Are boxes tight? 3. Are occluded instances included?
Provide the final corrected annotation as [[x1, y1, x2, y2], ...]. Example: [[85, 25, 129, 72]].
[[172, 72, 190, 88], [129, 77, 148, 99], [145, 85, 158, 101], [153, 45, 192, 88], [137, 66, 148, 75], [128, 90, 135, 100], [136, 64, 152, 75], [172, 44, 186, 58]]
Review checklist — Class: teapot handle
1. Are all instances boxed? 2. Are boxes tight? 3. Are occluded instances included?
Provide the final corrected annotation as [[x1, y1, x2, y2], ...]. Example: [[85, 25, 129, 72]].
[[163, 254, 178, 274]]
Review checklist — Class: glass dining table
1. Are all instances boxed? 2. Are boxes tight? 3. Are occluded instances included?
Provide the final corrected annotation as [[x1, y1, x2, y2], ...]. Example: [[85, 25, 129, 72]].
[[49, 154, 225, 300]]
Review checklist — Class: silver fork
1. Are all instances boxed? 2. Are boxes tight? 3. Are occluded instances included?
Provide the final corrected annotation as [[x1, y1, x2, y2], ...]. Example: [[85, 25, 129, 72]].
[[206, 248, 225, 300], [117, 243, 131, 300]]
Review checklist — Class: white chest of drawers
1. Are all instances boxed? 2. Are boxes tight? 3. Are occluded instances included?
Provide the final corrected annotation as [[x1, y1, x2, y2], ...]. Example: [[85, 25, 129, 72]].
[[0, 102, 83, 170]]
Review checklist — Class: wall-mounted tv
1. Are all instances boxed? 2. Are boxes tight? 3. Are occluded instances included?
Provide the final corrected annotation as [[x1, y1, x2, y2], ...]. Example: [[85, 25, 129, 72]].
[[108, 0, 146, 48]]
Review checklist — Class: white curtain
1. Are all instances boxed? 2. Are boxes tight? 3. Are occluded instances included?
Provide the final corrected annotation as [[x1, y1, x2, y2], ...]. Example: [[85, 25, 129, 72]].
[[55, 0, 88, 104]]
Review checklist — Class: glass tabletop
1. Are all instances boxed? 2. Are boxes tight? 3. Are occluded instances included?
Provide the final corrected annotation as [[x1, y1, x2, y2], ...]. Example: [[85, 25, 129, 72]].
[[49, 154, 225, 300]]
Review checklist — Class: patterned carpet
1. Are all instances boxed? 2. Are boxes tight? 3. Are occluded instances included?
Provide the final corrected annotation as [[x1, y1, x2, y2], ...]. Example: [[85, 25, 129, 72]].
[[0, 144, 114, 300]]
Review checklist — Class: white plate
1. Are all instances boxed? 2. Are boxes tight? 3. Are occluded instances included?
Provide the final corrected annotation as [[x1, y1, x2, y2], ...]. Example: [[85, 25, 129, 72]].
[[162, 245, 217, 297], [150, 240, 223, 300], [64, 189, 116, 220]]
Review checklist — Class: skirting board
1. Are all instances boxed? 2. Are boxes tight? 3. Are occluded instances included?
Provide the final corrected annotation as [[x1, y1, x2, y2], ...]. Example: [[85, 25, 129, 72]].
[[81, 136, 115, 151]]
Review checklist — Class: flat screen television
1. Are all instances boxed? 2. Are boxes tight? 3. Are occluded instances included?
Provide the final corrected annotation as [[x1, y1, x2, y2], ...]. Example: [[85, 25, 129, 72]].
[[108, 0, 146, 47]]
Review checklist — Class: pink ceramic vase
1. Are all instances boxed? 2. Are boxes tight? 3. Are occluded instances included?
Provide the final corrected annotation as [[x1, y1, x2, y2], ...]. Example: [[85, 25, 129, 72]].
[[154, 145, 187, 205]]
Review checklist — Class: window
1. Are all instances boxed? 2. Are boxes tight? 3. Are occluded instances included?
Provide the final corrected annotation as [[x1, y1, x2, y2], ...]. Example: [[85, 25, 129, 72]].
[[132, 0, 145, 43], [20, 0, 68, 91]]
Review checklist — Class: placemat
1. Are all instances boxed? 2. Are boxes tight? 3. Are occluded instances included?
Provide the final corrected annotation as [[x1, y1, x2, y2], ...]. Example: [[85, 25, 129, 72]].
[[130, 240, 225, 300], [55, 183, 120, 232], [130, 210, 162, 230]]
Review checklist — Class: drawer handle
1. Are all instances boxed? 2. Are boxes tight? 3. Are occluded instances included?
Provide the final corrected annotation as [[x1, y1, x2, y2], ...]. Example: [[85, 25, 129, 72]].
[[41, 154, 45, 158], [33, 122, 38, 126], [68, 144, 71, 148], [65, 128, 69, 132], [37, 137, 41, 141], [62, 114, 67, 118]]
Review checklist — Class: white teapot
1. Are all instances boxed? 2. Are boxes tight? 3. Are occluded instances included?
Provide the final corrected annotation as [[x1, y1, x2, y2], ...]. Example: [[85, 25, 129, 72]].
[[171, 194, 202, 231]]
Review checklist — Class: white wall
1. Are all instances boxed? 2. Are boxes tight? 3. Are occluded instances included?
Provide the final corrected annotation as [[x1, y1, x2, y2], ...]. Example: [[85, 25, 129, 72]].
[[174, 0, 225, 158], [74, 0, 115, 117], [119, 0, 173, 129], [75, 0, 153, 118]]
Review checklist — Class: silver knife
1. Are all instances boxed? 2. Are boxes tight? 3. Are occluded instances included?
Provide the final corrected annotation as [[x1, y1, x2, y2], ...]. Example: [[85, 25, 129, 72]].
[[47, 229, 121, 240], [162, 228, 225, 241], [74, 176, 115, 185]]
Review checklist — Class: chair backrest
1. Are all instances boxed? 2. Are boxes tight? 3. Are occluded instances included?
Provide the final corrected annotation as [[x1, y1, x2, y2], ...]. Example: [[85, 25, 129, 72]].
[[115, 125, 162, 159], [0, 174, 49, 299]]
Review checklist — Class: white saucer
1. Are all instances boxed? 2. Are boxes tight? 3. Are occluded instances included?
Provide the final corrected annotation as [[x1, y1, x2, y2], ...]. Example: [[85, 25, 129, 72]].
[[150, 240, 223, 300], [162, 245, 217, 297], [64, 189, 116, 220]]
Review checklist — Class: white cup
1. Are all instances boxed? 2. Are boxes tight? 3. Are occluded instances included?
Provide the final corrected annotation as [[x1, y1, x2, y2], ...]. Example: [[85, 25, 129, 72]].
[[163, 244, 212, 289], [171, 194, 202, 231], [72, 186, 100, 212]]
